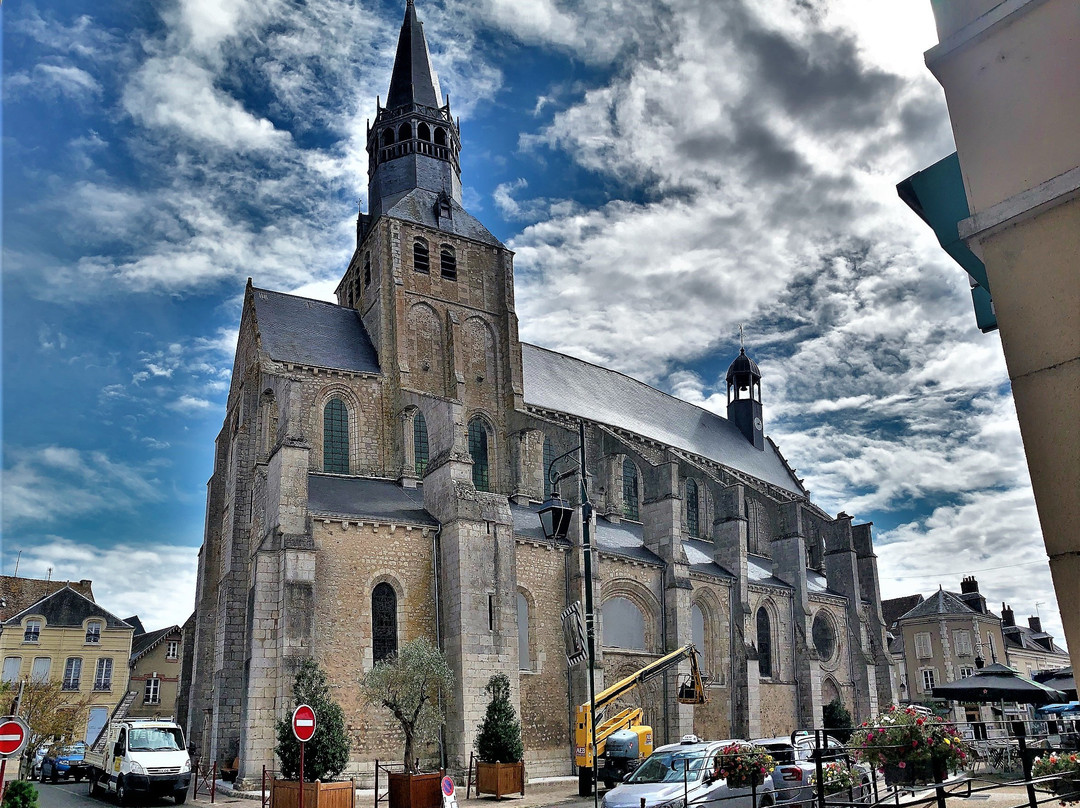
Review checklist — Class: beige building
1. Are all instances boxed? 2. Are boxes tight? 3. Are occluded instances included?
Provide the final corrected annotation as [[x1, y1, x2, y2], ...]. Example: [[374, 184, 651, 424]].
[[0, 584, 134, 744], [917, 0, 1079, 658], [127, 622, 184, 719]]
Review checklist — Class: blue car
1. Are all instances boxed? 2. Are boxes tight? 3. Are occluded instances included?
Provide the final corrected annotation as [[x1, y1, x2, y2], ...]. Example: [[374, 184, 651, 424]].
[[40, 742, 90, 783]]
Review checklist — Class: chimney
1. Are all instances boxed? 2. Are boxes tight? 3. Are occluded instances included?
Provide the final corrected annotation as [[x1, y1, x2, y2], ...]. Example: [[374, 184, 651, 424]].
[[1028, 616, 1043, 633], [960, 576, 980, 594], [1001, 603, 1015, 627]]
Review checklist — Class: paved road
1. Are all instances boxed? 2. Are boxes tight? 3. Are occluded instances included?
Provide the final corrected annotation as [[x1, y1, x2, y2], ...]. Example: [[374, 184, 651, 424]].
[[33, 779, 231, 808]]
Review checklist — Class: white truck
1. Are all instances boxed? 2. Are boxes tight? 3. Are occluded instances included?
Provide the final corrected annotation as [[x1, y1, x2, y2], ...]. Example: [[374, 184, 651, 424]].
[[84, 718, 192, 805]]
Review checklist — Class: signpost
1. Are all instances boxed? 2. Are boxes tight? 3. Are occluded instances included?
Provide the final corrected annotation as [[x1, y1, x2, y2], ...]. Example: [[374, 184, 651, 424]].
[[0, 716, 30, 804], [292, 706, 317, 808], [441, 775, 457, 808]]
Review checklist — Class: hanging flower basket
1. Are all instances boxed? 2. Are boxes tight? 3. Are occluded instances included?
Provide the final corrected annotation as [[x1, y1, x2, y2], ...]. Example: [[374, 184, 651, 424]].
[[820, 761, 859, 795], [1033, 753, 1080, 804], [714, 743, 776, 789], [850, 706, 967, 785]]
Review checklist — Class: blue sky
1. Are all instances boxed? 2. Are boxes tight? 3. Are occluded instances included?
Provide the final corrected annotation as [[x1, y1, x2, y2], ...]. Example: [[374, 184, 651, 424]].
[[2, 0, 1066, 648]]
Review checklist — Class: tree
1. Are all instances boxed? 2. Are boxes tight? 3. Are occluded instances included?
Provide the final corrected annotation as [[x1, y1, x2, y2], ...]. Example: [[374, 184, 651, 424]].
[[474, 674, 523, 764], [822, 696, 853, 743], [2, 780, 40, 808], [360, 638, 453, 773], [274, 660, 351, 782], [14, 679, 92, 780]]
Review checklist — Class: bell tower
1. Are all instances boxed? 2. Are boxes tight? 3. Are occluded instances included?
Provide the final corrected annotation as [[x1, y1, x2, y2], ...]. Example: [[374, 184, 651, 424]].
[[366, 0, 461, 219], [726, 346, 764, 450]]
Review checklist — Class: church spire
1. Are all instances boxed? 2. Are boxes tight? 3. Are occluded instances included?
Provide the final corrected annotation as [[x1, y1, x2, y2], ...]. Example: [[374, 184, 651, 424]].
[[365, 1, 462, 220], [385, 0, 442, 110]]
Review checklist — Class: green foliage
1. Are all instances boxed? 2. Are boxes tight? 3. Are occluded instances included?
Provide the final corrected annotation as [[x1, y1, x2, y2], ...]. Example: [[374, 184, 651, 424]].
[[474, 674, 523, 763], [2, 780, 40, 808], [823, 697, 853, 743], [850, 705, 969, 772], [360, 638, 453, 773], [275, 659, 351, 782]]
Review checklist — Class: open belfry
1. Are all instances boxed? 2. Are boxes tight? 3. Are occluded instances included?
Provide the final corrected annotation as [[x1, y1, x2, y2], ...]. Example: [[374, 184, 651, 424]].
[[187, 0, 895, 785]]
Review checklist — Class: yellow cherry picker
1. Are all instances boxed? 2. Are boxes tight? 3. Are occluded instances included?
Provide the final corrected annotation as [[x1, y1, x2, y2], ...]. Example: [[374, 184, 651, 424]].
[[574, 642, 708, 793]]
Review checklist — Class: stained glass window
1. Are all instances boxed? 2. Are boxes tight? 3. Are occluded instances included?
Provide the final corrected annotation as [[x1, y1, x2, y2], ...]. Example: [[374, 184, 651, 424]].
[[469, 418, 489, 492], [757, 608, 772, 678], [323, 399, 349, 474], [372, 583, 398, 662], [414, 412, 429, 478], [686, 479, 700, 537], [543, 437, 555, 499], [622, 459, 639, 521]]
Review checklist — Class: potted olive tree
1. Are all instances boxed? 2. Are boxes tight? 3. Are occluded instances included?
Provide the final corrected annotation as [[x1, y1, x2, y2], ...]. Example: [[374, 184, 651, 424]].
[[360, 638, 453, 808], [474, 674, 525, 798], [272, 660, 353, 808]]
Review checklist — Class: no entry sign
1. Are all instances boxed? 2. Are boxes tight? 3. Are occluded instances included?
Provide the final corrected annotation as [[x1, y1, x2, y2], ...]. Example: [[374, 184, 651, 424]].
[[292, 705, 316, 743], [0, 718, 29, 757]]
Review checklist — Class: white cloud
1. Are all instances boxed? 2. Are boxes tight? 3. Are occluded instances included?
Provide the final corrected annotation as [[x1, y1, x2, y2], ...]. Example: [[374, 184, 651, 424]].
[[8, 537, 199, 631]]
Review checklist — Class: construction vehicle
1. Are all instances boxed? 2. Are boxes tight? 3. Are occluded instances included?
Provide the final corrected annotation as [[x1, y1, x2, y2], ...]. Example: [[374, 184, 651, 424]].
[[575, 642, 708, 794]]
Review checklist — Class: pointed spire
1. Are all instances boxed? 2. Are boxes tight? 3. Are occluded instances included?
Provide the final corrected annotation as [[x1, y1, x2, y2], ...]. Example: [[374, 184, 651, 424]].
[[386, 0, 443, 110]]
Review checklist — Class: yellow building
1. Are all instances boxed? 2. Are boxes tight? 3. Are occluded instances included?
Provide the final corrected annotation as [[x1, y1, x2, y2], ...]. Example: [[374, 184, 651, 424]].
[[0, 585, 134, 743], [127, 623, 184, 719]]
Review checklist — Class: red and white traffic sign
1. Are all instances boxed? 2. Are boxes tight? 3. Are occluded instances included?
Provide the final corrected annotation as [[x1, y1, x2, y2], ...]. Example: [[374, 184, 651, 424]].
[[0, 718, 29, 758], [292, 705, 316, 743]]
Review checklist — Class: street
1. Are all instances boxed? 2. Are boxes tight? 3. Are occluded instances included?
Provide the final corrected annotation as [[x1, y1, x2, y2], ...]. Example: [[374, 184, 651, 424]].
[[32, 780, 227, 808]]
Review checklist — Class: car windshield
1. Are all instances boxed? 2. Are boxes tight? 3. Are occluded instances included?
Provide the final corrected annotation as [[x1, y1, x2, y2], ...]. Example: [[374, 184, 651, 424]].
[[129, 728, 185, 752], [628, 749, 711, 784], [61, 745, 86, 756]]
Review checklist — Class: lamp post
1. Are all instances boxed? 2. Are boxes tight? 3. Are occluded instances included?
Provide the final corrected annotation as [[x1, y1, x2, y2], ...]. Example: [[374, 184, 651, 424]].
[[537, 421, 599, 808]]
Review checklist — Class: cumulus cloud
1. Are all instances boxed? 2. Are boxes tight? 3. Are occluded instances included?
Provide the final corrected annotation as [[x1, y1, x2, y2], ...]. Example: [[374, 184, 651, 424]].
[[8, 537, 199, 630]]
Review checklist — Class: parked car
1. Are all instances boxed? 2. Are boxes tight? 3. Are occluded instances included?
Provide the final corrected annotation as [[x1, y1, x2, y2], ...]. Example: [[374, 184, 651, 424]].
[[30, 747, 47, 780], [40, 742, 90, 783], [753, 734, 872, 808], [602, 737, 776, 808]]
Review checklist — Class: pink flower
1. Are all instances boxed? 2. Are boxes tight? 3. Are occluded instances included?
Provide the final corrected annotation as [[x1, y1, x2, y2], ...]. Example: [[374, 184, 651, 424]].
[[899, 762, 907, 769], [912, 741, 919, 748]]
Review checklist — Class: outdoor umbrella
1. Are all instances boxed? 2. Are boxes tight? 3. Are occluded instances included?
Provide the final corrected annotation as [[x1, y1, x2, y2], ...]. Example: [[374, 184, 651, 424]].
[[932, 663, 1068, 704], [1034, 669, 1077, 700]]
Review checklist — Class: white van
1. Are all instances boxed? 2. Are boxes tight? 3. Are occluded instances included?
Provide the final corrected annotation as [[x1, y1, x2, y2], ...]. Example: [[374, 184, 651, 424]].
[[84, 719, 192, 805]]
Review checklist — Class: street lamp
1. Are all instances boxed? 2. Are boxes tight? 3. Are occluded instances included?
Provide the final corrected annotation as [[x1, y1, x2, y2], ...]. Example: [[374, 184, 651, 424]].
[[537, 422, 599, 806]]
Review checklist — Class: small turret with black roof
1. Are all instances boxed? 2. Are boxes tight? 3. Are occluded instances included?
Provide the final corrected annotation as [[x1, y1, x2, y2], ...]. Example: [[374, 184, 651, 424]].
[[726, 346, 765, 450]]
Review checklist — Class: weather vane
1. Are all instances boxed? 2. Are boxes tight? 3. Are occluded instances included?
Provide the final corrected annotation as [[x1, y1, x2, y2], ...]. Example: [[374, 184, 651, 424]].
[[738, 324, 745, 351]]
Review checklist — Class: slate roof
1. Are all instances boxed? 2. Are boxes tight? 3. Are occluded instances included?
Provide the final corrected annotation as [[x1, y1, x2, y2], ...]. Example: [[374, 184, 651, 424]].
[[3, 585, 131, 630], [521, 343, 804, 495], [252, 287, 380, 374], [896, 589, 975, 620], [307, 474, 438, 526], [1003, 624, 1069, 656], [1, 576, 94, 623], [807, 568, 842, 596], [383, 189, 503, 248], [385, 0, 442, 110], [748, 555, 792, 589], [683, 538, 735, 578], [131, 625, 180, 662], [882, 594, 925, 628], [124, 615, 147, 637]]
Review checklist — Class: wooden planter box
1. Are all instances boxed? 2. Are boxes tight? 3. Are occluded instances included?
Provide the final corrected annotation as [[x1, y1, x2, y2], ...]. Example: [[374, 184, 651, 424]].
[[271, 779, 355, 808], [476, 761, 525, 798], [387, 771, 444, 808]]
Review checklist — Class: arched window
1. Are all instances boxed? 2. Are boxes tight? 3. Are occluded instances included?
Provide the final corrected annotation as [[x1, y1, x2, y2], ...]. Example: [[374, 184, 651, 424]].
[[543, 436, 556, 499], [414, 412, 429, 478], [380, 128, 394, 148], [372, 582, 398, 662], [686, 479, 700, 538], [417, 122, 431, 141], [434, 127, 447, 147], [468, 418, 490, 492], [413, 239, 430, 273], [692, 603, 708, 677], [812, 611, 836, 661], [603, 597, 646, 650], [397, 122, 412, 142], [363, 254, 371, 287], [323, 398, 350, 474], [517, 592, 530, 671], [622, 459, 639, 521], [440, 246, 457, 280], [757, 607, 773, 678]]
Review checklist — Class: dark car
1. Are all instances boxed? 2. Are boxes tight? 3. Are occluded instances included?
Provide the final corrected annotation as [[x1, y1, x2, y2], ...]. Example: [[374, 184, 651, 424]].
[[40, 742, 90, 783]]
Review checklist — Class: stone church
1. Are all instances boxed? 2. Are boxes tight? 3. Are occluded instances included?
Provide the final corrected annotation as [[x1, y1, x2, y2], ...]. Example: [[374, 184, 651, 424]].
[[186, 0, 895, 785]]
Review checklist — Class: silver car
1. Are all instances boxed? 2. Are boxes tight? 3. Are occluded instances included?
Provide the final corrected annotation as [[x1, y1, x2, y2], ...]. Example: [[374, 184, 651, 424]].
[[602, 738, 776, 808], [754, 735, 872, 808]]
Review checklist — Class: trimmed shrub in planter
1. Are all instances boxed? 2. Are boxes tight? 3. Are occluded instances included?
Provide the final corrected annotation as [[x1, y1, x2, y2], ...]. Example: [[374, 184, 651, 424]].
[[474, 674, 525, 798], [275, 660, 351, 783]]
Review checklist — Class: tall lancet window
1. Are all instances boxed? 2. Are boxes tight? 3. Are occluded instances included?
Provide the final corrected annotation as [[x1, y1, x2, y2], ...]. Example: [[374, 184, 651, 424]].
[[468, 418, 490, 492], [622, 459, 639, 521], [414, 412, 429, 478], [543, 436, 556, 499], [323, 398, 349, 474], [686, 479, 700, 538], [757, 607, 773, 678], [372, 583, 398, 662]]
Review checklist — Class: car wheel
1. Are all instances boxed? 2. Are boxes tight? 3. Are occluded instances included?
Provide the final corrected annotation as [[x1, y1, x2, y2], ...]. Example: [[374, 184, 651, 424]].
[[175, 788, 188, 805], [116, 777, 129, 807], [39, 766, 47, 783], [52, 767, 60, 784], [75, 772, 84, 783]]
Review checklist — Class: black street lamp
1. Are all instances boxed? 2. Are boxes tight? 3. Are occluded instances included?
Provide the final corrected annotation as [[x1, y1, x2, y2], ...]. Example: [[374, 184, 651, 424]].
[[537, 422, 599, 805]]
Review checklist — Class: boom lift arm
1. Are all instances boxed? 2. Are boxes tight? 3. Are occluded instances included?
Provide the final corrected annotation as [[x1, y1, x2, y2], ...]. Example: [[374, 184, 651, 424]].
[[574, 642, 708, 770]]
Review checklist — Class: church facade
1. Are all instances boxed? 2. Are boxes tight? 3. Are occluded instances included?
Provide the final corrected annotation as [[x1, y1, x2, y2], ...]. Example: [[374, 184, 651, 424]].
[[186, 1, 895, 785]]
